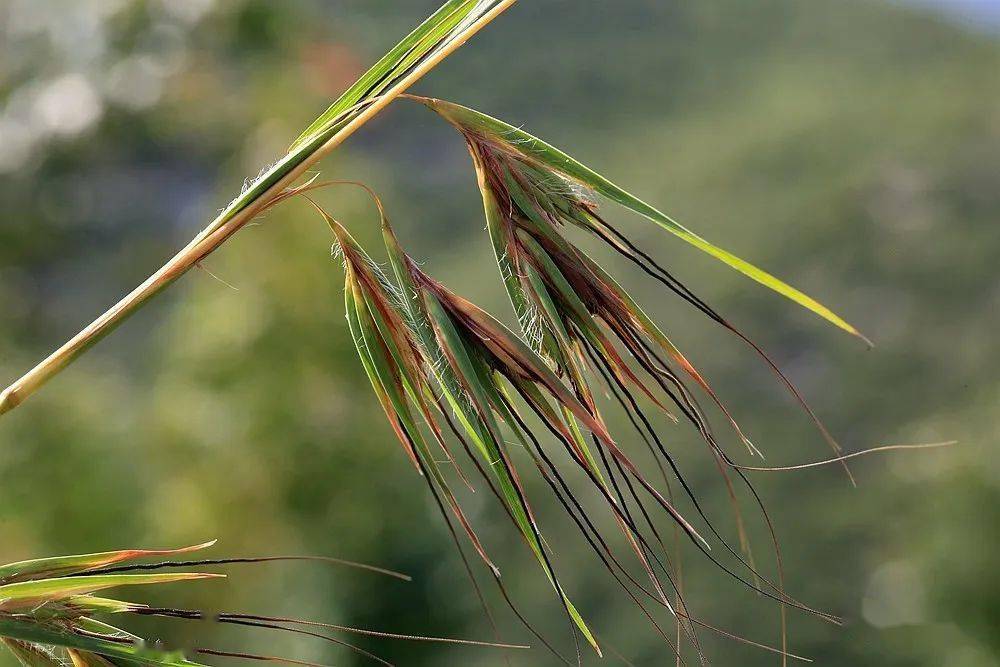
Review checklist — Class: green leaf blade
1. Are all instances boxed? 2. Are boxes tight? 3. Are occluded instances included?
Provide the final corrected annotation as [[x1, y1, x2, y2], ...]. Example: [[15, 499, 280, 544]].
[[290, 0, 482, 152], [0, 573, 223, 608]]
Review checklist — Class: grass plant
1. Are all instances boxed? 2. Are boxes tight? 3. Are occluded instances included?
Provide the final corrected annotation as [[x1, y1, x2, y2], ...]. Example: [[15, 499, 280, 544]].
[[0, 1, 917, 663]]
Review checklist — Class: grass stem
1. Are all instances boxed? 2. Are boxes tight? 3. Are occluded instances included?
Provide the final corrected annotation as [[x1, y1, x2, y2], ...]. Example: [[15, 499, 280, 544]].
[[0, 0, 518, 418]]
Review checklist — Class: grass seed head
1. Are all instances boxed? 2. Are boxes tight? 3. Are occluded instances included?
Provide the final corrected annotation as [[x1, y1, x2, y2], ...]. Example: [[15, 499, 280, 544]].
[[402, 95, 874, 659], [0, 541, 516, 667], [319, 200, 802, 658]]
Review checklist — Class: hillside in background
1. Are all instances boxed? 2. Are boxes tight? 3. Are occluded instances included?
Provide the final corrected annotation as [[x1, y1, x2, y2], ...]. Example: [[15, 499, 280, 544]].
[[1, 0, 997, 664], [901, 0, 1000, 28]]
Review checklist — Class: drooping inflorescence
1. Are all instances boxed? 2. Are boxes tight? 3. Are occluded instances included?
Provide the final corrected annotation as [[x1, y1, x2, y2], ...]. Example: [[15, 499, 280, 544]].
[[397, 95, 876, 661], [412, 94, 861, 446], [0, 541, 523, 667], [309, 93, 873, 662], [0, 542, 221, 667], [315, 178, 850, 663]]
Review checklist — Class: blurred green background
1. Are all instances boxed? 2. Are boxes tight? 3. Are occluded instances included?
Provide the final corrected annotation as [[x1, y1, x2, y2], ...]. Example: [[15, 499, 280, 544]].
[[1, 0, 998, 664]]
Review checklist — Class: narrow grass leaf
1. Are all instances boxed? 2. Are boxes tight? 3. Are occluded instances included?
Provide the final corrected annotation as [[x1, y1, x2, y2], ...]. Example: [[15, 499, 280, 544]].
[[291, 1, 488, 151], [0, 573, 223, 609], [0, 542, 216, 584]]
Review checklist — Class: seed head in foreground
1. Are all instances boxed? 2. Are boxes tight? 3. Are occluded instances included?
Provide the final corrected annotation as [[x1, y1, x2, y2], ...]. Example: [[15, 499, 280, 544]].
[[318, 196, 834, 663]]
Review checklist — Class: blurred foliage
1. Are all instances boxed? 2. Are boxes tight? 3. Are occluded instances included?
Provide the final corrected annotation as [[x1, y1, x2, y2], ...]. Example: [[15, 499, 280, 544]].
[[1, 0, 998, 664]]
